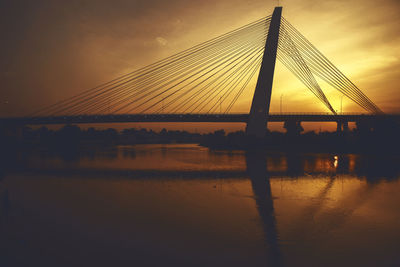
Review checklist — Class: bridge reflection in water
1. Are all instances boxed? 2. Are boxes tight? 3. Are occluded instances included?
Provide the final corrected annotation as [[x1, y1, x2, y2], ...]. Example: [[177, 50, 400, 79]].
[[1, 145, 400, 266], [246, 152, 282, 266]]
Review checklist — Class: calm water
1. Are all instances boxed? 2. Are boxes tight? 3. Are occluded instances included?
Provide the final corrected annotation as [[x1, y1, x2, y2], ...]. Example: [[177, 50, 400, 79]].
[[1, 144, 400, 267]]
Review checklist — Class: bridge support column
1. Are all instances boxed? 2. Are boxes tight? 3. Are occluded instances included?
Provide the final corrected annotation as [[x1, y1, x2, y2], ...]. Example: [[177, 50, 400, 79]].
[[343, 121, 349, 132], [283, 120, 303, 136], [246, 7, 282, 138], [336, 121, 349, 133], [336, 121, 342, 133]]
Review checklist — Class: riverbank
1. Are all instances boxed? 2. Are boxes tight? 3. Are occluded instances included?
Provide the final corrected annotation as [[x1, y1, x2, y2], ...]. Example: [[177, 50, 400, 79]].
[[2, 124, 400, 155]]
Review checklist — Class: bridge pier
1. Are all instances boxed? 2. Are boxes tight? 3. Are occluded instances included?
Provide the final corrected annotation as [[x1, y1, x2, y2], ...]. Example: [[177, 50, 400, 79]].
[[336, 121, 349, 133], [283, 120, 303, 136], [336, 121, 341, 133], [343, 121, 349, 132]]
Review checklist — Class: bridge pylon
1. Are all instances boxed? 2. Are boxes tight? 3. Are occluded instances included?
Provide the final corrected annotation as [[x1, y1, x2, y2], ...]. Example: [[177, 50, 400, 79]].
[[246, 7, 282, 138]]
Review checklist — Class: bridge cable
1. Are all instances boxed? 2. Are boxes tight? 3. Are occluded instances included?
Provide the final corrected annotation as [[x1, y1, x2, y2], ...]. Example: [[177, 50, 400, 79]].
[[206, 49, 264, 113], [280, 20, 375, 112], [281, 17, 382, 113], [31, 16, 271, 116], [278, 26, 336, 113], [225, 57, 264, 113], [36, 16, 271, 116], [170, 45, 264, 113], [99, 23, 269, 114], [78, 20, 270, 114], [57, 19, 269, 115], [137, 36, 266, 114], [191, 48, 264, 113], [155, 44, 265, 113]]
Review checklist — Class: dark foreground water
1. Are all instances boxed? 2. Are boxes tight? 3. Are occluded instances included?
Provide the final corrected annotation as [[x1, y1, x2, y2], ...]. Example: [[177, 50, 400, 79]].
[[1, 144, 400, 267]]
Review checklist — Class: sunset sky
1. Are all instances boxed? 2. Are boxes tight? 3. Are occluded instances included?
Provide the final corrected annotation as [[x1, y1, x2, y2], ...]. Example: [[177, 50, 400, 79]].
[[1, 0, 399, 131]]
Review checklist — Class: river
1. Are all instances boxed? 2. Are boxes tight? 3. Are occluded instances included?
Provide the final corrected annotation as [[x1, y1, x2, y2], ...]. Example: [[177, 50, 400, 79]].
[[1, 144, 399, 266]]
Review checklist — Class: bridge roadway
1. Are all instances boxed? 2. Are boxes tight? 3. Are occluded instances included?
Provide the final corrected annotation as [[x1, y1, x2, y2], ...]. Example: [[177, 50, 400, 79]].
[[1, 113, 399, 125]]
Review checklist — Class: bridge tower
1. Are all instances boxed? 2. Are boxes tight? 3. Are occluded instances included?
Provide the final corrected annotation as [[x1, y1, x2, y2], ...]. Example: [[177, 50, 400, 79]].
[[246, 7, 282, 138]]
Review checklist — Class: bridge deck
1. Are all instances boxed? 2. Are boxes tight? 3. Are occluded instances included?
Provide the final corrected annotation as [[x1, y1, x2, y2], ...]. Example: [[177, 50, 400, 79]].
[[1, 113, 399, 125]]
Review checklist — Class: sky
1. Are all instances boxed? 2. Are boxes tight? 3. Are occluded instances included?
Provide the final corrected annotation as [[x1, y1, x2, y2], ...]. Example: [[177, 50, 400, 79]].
[[0, 0, 399, 131]]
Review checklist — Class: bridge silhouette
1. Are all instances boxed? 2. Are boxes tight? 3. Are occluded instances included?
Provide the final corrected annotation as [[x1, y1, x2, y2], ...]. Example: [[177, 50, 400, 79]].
[[2, 7, 398, 135]]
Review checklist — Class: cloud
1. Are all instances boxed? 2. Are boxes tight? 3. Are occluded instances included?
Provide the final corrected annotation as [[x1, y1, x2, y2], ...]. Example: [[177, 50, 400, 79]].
[[156, 37, 168, 46]]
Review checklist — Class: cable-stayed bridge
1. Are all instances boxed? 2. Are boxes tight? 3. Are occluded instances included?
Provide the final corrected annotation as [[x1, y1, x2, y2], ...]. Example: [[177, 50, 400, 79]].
[[1, 7, 398, 135]]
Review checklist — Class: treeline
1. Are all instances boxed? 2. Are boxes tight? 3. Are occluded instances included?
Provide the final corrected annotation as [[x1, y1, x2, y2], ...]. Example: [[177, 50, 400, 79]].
[[203, 122, 400, 153], [18, 125, 204, 146], [2, 120, 400, 154]]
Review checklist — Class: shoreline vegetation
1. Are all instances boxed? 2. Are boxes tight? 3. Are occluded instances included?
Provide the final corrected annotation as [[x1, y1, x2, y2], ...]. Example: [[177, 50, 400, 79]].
[[1, 123, 400, 154]]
